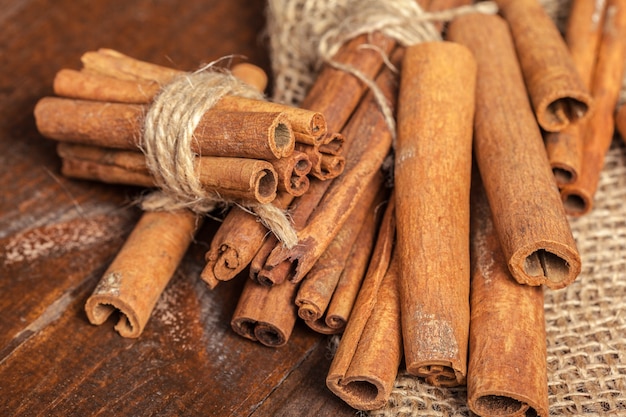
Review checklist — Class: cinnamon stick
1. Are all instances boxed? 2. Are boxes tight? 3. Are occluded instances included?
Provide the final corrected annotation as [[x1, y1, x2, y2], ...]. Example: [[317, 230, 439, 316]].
[[260, 47, 401, 284], [495, 0, 593, 132], [296, 173, 384, 326], [545, 0, 607, 186], [35, 97, 296, 160], [448, 13, 582, 289], [230, 276, 299, 347], [395, 41, 474, 387], [200, 192, 294, 288], [271, 151, 312, 196], [250, 35, 397, 287], [85, 209, 198, 338], [326, 196, 399, 410], [561, 0, 626, 216], [324, 188, 383, 331], [57, 142, 279, 205], [468, 173, 549, 417]]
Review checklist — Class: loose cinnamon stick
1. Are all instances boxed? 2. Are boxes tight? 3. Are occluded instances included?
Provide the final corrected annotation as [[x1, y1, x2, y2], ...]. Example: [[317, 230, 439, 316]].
[[85, 209, 198, 338], [35, 97, 295, 160], [561, 0, 626, 216], [468, 174, 549, 417], [448, 13, 582, 289], [271, 151, 312, 196], [545, 0, 607, 186], [260, 48, 400, 284], [57, 143, 279, 205], [230, 277, 299, 347], [495, 0, 593, 132], [200, 192, 294, 288], [326, 196, 399, 410], [395, 41, 474, 387], [325, 189, 383, 331], [296, 173, 384, 325]]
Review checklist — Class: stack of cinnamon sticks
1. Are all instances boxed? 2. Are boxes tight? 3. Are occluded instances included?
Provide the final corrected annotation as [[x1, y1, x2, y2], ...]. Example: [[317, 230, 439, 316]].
[[35, 49, 345, 205]]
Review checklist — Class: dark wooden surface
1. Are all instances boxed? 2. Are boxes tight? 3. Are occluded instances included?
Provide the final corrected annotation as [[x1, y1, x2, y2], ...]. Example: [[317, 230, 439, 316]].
[[0, 2, 356, 416]]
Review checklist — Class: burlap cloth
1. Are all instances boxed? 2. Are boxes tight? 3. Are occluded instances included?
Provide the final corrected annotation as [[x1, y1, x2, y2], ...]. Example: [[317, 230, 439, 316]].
[[265, 0, 626, 415]]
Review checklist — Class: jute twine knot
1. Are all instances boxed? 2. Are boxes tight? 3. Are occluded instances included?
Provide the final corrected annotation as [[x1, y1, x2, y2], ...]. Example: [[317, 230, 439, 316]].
[[140, 66, 299, 248]]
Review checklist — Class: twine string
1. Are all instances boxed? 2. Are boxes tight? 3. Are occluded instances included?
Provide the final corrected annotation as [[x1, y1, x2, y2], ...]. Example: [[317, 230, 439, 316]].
[[140, 67, 299, 248]]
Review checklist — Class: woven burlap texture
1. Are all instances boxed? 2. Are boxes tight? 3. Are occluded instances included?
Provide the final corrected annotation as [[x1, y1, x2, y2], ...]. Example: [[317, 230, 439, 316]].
[[266, 0, 626, 415]]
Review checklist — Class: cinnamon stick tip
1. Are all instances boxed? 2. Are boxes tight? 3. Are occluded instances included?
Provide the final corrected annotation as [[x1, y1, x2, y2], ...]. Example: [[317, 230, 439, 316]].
[[410, 363, 465, 388], [326, 375, 388, 411], [270, 113, 296, 158], [561, 187, 593, 217], [470, 393, 548, 417], [511, 244, 582, 290], [254, 323, 288, 347], [541, 95, 593, 132], [84, 295, 142, 338], [551, 165, 577, 186], [231, 318, 258, 341]]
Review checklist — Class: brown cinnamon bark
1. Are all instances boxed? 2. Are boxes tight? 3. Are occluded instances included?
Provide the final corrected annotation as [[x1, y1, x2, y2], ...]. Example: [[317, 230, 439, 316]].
[[35, 97, 295, 160], [271, 151, 312, 196], [495, 0, 593, 132], [468, 174, 549, 417], [395, 41, 474, 387], [318, 132, 345, 156], [326, 196, 399, 410], [250, 36, 397, 287], [230, 277, 299, 347], [448, 13, 582, 289], [324, 188, 383, 331], [200, 192, 294, 288], [57, 143, 279, 205], [295, 173, 384, 325], [561, 0, 626, 216], [261, 48, 400, 284], [545, 0, 607, 186], [85, 209, 198, 338]]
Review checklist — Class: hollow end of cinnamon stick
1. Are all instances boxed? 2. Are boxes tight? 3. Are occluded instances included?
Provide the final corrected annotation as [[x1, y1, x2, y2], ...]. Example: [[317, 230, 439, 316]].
[[543, 95, 592, 132], [251, 167, 279, 204], [256, 260, 294, 287], [471, 393, 535, 417], [297, 302, 321, 322], [85, 296, 141, 338], [560, 187, 593, 217], [231, 317, 258, 341], [269, 114, 296, 158], [552, 165, 577, 185], [325, 315, 346, 331], [511, 243, 582, 289], [327, 376, 387, 411], [254, 323, 289, 347], [409, 363, 464, 388]]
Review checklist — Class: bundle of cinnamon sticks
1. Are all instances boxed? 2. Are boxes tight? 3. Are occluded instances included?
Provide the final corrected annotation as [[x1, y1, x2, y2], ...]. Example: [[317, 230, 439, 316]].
[[32, 1, 626, 415]]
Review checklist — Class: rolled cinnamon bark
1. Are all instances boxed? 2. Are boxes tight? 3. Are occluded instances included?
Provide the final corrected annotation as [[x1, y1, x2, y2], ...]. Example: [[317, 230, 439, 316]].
[[200, 192, 294, 288], [318, 132, 345, 156], [448, 13, 582, 289], [545, 0, 607, 186], [35, 97, 295, 160], [495, 0, 593, 132], [395, 41, 474, 387], [560, 0, 626, 216], [468, 174, 549, 417], [261, 48, 401, 284], [57, 143, 279, 205], [230, 276, 299, 347], [85, 209, 198, 338], [326, 195, 399, 410], [295, 172, 384, 324], [271, 151, 312, 196], [324, 188, 383, 331]]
